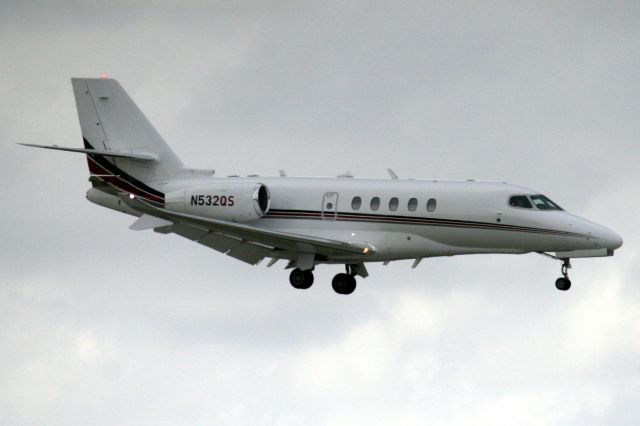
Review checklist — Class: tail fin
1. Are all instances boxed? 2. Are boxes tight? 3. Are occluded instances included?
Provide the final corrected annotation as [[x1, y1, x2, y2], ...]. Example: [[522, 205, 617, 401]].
[[72, 77, 183, 182]]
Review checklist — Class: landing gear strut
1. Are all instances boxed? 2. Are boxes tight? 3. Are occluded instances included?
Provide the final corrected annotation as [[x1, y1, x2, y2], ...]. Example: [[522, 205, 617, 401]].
[[289, 268, 314, 290], [332, 265, 357, 295], [555, 259, 572, 291], [537, 252, 572, 291]]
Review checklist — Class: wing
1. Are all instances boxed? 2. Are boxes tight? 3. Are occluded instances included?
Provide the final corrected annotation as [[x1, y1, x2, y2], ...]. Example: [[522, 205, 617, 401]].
[[125, 195, 376, 266]]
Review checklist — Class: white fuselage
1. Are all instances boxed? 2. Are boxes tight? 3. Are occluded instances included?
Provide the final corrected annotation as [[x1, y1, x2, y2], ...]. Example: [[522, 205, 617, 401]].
[[147, 176, 622, 264], [30, 77, 624, 294]]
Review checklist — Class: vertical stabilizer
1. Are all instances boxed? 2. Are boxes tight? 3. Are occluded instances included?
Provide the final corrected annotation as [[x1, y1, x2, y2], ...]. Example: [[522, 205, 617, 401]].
[[71, 78, 183, 185]]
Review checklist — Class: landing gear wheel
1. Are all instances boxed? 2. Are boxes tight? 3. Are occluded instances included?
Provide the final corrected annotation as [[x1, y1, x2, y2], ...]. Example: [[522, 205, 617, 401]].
[[332, 273, 356, 295], [555, 277, 571, 291], [537, 253, 575, 292], [555, 258, 572, 291], [347, 275, 356, 292], [289, 268, 314, 289]]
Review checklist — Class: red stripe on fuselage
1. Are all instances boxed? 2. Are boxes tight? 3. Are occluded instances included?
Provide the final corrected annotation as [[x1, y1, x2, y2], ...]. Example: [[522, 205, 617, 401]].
[[86, 156, 164, 203], [264, 209, 586, 238]]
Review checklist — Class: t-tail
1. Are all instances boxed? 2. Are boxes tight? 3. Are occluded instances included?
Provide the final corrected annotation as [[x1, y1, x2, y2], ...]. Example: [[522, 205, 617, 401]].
[[21, 78, 184, 205]]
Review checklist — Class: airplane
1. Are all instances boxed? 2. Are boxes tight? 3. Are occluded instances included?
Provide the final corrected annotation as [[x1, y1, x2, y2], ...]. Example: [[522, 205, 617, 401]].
[[21, 77, 623, 294]]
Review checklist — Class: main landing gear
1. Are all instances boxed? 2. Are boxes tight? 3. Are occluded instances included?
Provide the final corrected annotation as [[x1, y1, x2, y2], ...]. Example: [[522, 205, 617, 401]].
[[332, 265, 358, 295], [288, 265, 359, 295], [289, 268, 314, 289]]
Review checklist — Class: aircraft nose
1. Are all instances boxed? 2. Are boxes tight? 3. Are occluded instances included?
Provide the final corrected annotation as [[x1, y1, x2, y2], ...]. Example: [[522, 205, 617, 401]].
[[604, 228, 623, 250], [607, 231, 622, 250]]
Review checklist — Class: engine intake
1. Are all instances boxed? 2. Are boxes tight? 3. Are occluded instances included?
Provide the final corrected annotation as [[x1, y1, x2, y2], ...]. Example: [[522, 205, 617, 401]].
[[165, 182, 270, 222]]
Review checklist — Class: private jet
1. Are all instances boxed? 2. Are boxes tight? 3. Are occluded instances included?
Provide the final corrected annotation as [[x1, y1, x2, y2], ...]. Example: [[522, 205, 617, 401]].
[[21, 77, 623, 294]]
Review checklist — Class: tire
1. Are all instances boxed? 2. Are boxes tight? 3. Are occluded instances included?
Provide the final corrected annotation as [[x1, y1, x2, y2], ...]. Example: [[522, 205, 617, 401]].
[[332, 273, 356, 295], [290, 268, 313, 289], [303, 270, 314, 288], [555, 277, 571, 291], [344, 275, 357, 295]]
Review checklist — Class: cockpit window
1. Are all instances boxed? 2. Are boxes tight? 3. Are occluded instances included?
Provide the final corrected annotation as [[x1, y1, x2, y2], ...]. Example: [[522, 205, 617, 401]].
[[509, 195, 533, 208], [530, 195, 563, 211]]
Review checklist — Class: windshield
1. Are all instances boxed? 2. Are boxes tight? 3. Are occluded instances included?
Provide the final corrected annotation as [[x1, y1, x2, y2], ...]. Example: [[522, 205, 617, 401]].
[[509, 194, 563, 211], [530, 194, 563, 211], [509, 195, 533, 208]]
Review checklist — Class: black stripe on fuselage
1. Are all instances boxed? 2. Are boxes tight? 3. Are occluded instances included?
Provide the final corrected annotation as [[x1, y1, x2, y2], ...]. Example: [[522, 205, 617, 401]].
[[265, 209, 587, 238], [83, 138, 164, 204]]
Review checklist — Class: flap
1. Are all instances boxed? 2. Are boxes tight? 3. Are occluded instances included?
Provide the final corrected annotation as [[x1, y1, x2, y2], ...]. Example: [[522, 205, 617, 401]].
[[130, 214, 173, 231]]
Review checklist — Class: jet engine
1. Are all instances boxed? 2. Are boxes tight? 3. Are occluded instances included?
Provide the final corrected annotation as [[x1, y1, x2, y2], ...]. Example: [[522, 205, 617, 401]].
[[165, 182, 270, 222]]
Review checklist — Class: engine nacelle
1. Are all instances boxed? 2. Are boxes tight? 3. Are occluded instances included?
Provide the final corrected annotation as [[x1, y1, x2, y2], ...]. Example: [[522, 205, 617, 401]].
[[165, 182, 270, 222]]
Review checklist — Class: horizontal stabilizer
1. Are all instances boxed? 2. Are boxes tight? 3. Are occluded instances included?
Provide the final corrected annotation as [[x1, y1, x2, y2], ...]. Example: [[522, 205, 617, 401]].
[[129, 214, 173, 231], [18, 143, 157, 161]]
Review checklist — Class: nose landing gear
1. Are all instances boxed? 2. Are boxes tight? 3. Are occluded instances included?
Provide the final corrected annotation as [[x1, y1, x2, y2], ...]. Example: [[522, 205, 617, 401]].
[[538, 253, 572, 291], [555, 259, 572, 291]]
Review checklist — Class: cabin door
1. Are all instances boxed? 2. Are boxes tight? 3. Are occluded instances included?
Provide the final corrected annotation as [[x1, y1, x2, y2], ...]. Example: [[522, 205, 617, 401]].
[[321, 192, 338, 221]]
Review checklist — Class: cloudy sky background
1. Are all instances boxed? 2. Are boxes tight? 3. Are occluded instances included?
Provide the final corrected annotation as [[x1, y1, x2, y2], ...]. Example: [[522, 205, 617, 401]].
[[1, 1, 639, 424]]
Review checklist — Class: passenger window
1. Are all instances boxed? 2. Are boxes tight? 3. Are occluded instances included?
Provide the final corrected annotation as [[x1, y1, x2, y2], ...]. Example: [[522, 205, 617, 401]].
[[408, 198, 417, 212], [509, 195, 533, 209], [426, 198, 437, 212], [351, 196, 362, 210], [370, 197, 380, 211], [389, 197, 399, 211]]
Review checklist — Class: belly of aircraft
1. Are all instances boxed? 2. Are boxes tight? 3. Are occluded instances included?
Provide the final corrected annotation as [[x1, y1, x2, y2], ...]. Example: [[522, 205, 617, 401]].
[[256, 217, 563, 261]]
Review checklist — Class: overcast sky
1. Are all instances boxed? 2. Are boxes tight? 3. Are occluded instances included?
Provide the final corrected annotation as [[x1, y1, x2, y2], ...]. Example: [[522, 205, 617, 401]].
[[1, 1, 639, 425]]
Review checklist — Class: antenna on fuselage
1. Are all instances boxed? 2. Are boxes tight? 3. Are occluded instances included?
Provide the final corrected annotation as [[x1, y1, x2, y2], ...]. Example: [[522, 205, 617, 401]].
[[386, 168, 399, 180]]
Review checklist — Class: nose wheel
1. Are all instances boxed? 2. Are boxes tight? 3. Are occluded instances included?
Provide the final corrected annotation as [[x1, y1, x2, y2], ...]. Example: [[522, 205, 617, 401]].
[[555, 259, 572, 291], [537, 253, 573, 291]]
